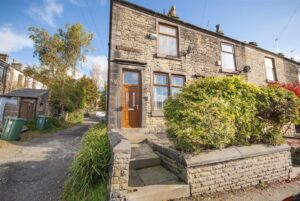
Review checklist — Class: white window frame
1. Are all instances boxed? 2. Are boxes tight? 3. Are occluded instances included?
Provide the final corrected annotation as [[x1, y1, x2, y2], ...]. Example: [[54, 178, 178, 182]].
[[158, 23, 179, 57], [221, 42, 236, 71], [264, 57, 277, 82]]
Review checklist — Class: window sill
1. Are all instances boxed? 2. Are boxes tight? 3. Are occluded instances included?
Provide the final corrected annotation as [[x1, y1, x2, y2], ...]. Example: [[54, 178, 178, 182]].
[[266, 79, 277, 83], [156, 54, 182, 61], [220, 69, 240, 75], [151, 110, 164, 117]]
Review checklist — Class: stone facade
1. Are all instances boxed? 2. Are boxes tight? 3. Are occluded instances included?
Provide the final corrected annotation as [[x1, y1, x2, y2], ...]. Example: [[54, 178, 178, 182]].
[[0, 53, 46, 95], [153, 143, 292, 196], [108, 131, 131, 201], [107, 0, 300, 131]]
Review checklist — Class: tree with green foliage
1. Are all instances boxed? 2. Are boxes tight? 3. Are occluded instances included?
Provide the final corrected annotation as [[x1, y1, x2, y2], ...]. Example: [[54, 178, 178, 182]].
[[28, 24, 93, 117], [99, 87, 106, 111], [79, 76, 99, 110]]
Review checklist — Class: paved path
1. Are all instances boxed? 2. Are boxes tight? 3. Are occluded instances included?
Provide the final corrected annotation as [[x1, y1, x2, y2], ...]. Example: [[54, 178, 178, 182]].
[[0, 119, 98, 201]]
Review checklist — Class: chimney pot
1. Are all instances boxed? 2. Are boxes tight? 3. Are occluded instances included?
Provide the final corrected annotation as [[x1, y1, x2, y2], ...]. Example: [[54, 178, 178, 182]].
[[0, 53, 9, 63], [167, 6, 179, 19], [215, 24, 224, 35], [248, 41, 258, 46]]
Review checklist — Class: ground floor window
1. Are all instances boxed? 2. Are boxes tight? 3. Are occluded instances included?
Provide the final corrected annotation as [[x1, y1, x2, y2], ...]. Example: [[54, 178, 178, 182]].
[[153, 73, 185, 110]]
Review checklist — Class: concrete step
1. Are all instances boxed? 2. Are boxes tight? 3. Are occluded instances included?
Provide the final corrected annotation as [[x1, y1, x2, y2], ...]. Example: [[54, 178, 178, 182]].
[[113, 128, 148, 144], [130, 143, 160, 169], [127, 184, 190, 201]]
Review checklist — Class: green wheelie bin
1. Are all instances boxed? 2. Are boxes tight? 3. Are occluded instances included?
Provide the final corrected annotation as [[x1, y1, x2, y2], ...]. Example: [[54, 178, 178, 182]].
[[36, 115, 48, 130], [1, 117, 26, 141]]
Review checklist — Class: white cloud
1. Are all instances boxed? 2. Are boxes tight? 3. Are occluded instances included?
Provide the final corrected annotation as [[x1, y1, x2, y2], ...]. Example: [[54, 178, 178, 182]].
[[28, 0, 63, 28], [79, 55, 108, 89], [0, 25, 33, 53], [84, 55, 108, 70]]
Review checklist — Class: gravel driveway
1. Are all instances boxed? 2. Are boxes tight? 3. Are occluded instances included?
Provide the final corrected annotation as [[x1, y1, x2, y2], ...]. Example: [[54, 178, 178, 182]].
[[0, 119, 98, 201]]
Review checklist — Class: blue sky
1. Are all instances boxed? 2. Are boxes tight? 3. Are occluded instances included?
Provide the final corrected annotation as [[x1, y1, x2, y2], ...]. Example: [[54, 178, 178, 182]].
[[0, 0, 299, 79]]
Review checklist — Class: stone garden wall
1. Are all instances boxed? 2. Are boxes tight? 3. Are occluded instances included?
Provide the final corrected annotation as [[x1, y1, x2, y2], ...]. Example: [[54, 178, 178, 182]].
[[152, 143, 187, 181], [153, 143, 292, 197], [108, 131, 131, 201]]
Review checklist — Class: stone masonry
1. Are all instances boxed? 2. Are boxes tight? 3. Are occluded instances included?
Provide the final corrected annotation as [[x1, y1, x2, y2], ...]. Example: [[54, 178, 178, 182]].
[[153, 143, 292, 196], [108, 131, 131, 201], [187, 150, 291, 195], [107, 0, 300, 133]]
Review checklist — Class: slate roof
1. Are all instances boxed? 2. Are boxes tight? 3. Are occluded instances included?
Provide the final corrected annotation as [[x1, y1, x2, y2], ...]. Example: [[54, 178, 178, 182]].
[[4, 89, 48, 98]]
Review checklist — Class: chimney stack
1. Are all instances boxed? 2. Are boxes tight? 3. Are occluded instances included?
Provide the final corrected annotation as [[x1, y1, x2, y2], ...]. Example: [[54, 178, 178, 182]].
[[215, 24, 224, 35], [11, 59, 22, 71], [167, 6, 179, 19], [0, 53, 9, 63]]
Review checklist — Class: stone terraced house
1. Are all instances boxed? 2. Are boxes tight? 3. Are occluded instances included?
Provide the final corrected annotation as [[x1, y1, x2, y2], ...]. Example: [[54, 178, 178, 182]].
[[107, 0, 300, 134]]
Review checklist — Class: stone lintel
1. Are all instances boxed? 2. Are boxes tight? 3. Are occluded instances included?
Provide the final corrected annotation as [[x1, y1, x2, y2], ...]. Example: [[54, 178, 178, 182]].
[[112, 58, 147, 66], [185, 144, 291, 167]]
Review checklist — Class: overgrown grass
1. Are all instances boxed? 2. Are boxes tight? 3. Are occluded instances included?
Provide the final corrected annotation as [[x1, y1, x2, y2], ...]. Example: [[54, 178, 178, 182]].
[[21, 117, 77, 141], [62, 123, 110, 201]]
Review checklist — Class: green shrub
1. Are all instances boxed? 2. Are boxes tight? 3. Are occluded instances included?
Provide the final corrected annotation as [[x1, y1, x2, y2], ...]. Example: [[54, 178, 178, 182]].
[[68, 109, 84, 123], [164, 76, 300, 152], [25, 120, 37, 130], [46, 117, 63, 129], [63, 123, 110, 200], [257, 86, 300, 144], [165, 96, 235, 152]]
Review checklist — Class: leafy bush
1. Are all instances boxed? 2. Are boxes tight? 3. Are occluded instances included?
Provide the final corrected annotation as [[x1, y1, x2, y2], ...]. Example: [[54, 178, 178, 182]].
[[68, 109, 84, 123], [257, 86, 300, 144], [25, 120, 36, 130], [46, 117, 63, 128], [165, 96, 235, 152], [63, 123, 110, 201], [164, 76, 300, 152]]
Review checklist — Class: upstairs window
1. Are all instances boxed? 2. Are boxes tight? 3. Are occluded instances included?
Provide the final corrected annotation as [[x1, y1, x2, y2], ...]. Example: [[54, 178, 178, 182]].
[[265, 57, 276, 81], [158, 24, 178, 57], [221, 43, 236, 71]]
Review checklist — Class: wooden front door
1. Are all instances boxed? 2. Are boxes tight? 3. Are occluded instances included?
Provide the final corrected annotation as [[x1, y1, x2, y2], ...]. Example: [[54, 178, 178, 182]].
[[122, 70, 141, 128]]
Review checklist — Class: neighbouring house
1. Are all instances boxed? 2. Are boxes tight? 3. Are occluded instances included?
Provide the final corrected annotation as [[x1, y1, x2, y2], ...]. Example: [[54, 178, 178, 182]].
[[107, 0, 300, 134], [0, 89, 49, 126], [0, 53, 46, 95]]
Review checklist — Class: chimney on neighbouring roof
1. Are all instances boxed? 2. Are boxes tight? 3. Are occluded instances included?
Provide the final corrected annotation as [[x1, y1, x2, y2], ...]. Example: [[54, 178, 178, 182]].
[[0, 53, 9, 63], [11, 59, 22, 71], [215, 24, 224, 35], [248, 41, 258, 46], [167, 6, 179, 19]]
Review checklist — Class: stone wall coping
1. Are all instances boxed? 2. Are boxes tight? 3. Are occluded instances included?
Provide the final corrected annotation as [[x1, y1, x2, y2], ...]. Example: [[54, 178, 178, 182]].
[[184, 144, 290, 167], [108, 131, 131, 153]]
